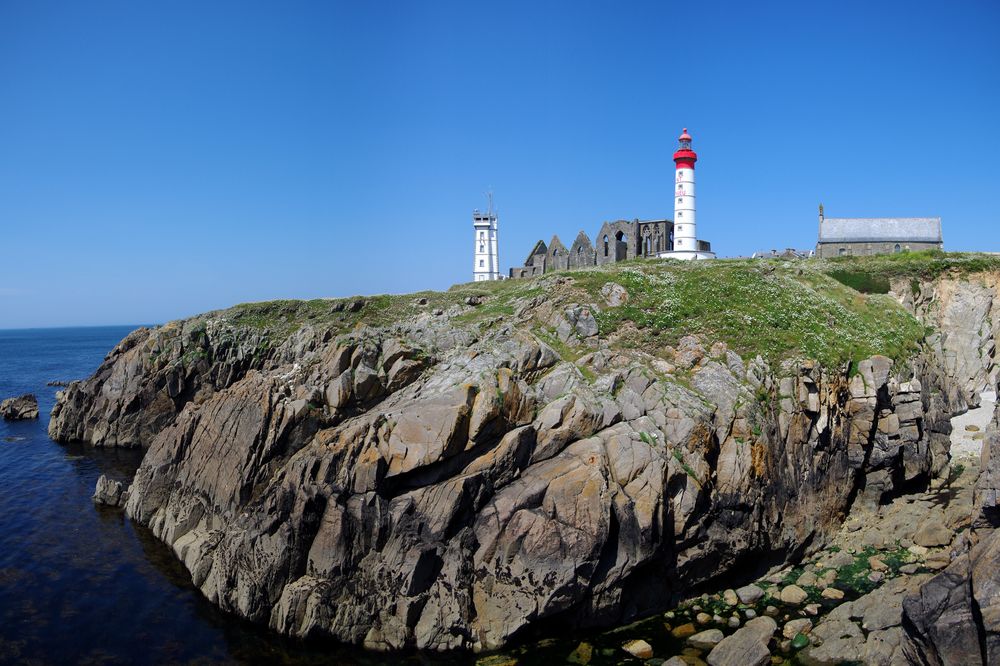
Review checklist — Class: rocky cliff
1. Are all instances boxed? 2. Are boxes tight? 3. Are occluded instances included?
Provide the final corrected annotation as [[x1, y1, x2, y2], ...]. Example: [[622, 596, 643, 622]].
[[49, 258, 1000, 654]]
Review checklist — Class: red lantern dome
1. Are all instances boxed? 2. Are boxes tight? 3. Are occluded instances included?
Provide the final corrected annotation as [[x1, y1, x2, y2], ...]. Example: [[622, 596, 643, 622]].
[[673, 127, 697, 169]]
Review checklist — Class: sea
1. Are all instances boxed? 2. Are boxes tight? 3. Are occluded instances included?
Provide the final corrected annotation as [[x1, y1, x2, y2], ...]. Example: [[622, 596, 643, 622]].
[[0, 327, 475, 665]]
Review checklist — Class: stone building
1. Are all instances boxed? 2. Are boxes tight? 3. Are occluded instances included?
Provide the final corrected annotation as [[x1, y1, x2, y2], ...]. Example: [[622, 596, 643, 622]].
[[509, 218, 684, 278], [506, 128, 715, 277], [816, 206, 943, 258]]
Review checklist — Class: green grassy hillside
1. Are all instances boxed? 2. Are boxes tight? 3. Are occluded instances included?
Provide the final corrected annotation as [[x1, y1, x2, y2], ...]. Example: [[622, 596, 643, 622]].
[[216, 251, 1000, 370]]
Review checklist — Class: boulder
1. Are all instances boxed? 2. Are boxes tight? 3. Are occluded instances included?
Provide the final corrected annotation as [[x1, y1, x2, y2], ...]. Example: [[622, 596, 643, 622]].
[[622, 639, 653, 659], [800, 619, 864, 665], [706, 616, 776, 666], [736, 584, 764, 604], [913, 520, 955, 547], [902, 528, 1000, 665], [780, 585, 808, 605], [1, 394, 38, 420], [92, 474, 127, 507], [782, 618, 812, 639], [688, 628, 724, 650], [600, 282, 628, 307]]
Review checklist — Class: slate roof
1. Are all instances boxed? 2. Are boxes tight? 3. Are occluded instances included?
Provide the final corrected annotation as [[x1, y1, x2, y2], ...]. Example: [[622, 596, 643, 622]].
[[818, 218, 942, 244]]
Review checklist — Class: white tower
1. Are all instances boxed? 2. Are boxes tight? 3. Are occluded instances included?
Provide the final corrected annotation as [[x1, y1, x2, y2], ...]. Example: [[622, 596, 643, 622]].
[[659, 128, 715, 260], [673, 128, 697, 252], [472, 196, 500, 281]]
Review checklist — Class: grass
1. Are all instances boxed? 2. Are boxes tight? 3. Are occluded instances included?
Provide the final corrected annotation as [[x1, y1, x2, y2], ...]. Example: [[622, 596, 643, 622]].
[[821, 249, 1000, 282], [167, 251, 998, 371], [570, 259, 927, 368], [826, 270, 891, 294]]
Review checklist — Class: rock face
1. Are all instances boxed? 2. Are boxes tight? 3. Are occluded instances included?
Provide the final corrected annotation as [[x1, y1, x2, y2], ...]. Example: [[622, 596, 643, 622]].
[[706, 616, 775, 666], [52, 291, 961, 651], [49, 322, 281, 447], [895, 274, 1000, 408], [899, 384, 1000, 666], [1, 394, 39, 420], [93, 474, 128, 507], [902, 528, 1000, 665]]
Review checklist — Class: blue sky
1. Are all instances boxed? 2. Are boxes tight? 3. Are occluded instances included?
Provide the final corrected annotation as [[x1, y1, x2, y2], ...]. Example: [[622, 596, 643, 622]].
[[1, 1, 998, 328]]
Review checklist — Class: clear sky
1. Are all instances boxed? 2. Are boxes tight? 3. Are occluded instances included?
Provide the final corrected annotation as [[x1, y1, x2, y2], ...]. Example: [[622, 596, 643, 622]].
[[1, 1, 998, 329]]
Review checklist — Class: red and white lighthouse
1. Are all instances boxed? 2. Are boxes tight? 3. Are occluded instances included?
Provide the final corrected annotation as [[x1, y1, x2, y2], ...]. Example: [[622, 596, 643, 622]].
[[661, 128, 714, 260]]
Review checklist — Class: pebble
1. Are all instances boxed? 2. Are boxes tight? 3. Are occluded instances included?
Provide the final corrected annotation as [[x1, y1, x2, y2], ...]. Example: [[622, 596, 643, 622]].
[[695, 612, 712, 625], [621, 639, 653, 660], [728, 615, 741, 628], [764, 605, 779, 617], [899, 563, 921, 574], [869, 556, 888, 571], [567, 642, 593, 665], [821, 587, 845, 600], [780, 585, 808, 605], [804, 603, 821, 616], [744, 608, 757, 619], [671, 623, 696, 639], [736, 584, 765, 604], [687, 628, 724, 651], [783, 618, 813, 639], [722, 588, 738, 606], [796, 571, 818, 587], [869, 571, 885, 583]]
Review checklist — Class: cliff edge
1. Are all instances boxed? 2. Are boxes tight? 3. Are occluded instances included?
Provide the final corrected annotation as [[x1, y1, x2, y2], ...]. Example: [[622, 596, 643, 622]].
[[50, 254, 1000, 654]]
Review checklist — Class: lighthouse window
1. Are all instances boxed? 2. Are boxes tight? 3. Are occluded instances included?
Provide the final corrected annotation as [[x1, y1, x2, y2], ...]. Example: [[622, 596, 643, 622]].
[[479, 244, 484, 252], [479, 231, 484, 239], [678, 212, 683, 217], [479, 259, 484, 267]]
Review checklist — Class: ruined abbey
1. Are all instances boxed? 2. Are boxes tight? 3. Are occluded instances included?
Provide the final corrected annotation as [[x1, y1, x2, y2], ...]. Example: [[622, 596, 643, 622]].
[[509, 218, 697, 278], [507, 128, 713, 279]]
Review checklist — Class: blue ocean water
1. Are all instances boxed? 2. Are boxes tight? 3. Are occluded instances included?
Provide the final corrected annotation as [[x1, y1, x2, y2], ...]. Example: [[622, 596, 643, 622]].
[[0, 327, 469, 665]]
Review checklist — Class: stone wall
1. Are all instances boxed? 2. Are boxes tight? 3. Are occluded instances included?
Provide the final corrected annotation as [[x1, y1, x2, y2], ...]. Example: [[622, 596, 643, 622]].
[[816, 241, 942, 259]]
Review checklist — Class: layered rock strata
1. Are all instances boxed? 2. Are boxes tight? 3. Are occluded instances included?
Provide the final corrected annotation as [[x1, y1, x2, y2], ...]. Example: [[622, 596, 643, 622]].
[[51, 295, 959, 651], [900, 379, 1000, 665]]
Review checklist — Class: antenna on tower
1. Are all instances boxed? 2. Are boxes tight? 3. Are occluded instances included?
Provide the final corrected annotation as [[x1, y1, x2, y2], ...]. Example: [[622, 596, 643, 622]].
[[487, 190, 494, 217]]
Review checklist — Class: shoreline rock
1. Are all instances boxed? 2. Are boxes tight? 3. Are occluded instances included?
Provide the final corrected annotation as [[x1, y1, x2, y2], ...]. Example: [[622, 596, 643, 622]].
[[1, 394, 39, 420], [51, 268, 1000, 653]]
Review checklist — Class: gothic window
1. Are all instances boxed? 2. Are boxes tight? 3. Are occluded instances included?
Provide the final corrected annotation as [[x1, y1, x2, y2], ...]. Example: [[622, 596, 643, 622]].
[[894, 244, 902, 253], [644, 236, 651, 255], [603, 235, 609, 257], [838, 248, 847, 256]]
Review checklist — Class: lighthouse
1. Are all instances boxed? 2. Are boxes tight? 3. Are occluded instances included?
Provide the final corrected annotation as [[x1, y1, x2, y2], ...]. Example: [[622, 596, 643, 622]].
[[659, 128, 715, 260], [472, 197, 500, 282]]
